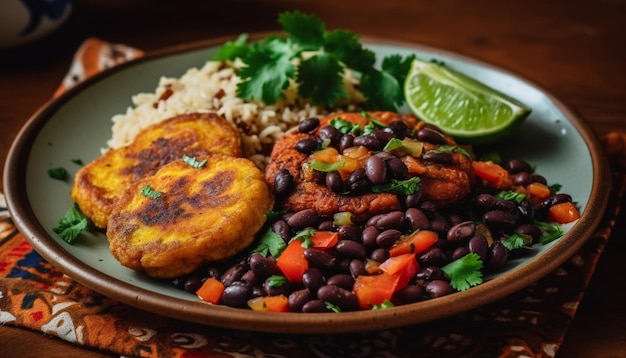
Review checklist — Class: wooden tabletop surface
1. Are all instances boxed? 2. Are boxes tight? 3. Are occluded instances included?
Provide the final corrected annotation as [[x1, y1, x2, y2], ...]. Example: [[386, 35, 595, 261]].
[[1, 0, 625, 356]]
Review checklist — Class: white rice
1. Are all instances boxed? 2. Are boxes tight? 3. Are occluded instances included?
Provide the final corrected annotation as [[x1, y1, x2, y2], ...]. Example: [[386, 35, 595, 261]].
[[107, 60, 365, 169]]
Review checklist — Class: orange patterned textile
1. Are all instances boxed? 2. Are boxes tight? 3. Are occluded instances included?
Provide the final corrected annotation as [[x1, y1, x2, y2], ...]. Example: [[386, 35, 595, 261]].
[[0, 39, 625, 358]]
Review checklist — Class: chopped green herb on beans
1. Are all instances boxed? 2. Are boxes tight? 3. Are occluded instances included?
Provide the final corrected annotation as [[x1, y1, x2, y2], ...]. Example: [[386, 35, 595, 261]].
[[441, 253, 483, 291], [48, 167, 68, 180]]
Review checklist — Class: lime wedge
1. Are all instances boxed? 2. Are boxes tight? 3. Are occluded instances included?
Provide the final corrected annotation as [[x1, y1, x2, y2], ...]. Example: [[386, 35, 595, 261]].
[[404, 58, 531, 145]]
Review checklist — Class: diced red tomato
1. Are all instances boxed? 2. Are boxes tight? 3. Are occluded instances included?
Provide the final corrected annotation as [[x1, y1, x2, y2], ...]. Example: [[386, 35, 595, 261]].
[[527, 182, 552, 200], [388, 230, 438, 257], [472, 161, 512, 189], [353, 272, 400, 309], [196, 277, 225, 304], [548, 202, 580, 224], [379, 253, 420, 289], [310, 231, 339, 249], [276, 240, 308, 283]]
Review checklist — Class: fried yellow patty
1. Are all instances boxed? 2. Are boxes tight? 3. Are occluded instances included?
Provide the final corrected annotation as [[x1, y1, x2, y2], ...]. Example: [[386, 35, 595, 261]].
[[106, 154, 274, 278], [71, 112, 241, 228]]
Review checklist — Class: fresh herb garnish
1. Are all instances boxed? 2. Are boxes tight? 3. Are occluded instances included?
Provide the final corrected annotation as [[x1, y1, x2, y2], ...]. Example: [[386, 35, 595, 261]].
[[267, 275, 288, 288], [71, 158, 83, 165], [427, 145, 471, 160], [182, 154, 207, 168], [251, 227, 286, 258], [325, 301, 342, 313], [48, 167, 68, 180], [292, 228, 316, 248], [502, 232, 533, 251], [330, 118, 361, 134], [265, 210, 287, 221], [53, 204, 89, 243], [141, 185, 162, 199], [549, 183, 563, 192], [372, 300, 394, 310], [310, 159, 345, 172], [495, 190, 526, 204], [441, 253, 483, 291], [371, 176, 421, 195], [536, 221, 564, 244], [214, 11, 415, 110]]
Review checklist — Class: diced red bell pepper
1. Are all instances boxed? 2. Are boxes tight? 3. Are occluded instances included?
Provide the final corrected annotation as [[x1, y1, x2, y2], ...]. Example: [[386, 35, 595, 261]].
[[388, 230, 438, 257], [276, 240, 308, 283]]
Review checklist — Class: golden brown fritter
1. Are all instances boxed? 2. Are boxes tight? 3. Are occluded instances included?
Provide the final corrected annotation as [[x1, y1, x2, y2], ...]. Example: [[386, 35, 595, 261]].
[[265, 111, 474, 221], [71, 112, 241, 228], [106, 154, 274, 278]]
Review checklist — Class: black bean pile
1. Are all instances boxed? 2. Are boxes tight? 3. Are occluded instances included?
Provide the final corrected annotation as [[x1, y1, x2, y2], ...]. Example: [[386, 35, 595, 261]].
[[173, 116, 576, 312]]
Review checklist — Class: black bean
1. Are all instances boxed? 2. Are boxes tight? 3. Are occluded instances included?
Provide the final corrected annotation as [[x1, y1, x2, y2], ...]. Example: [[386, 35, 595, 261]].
[[272, 219, 291, 241], [373, 129, 394, 145], [353, 135, 381, 150], [386, 157, 409, 180], [349, 259, 367, 278], [302, 299, 334, 313], [376, 229, 403, 248], [183, 277, 203, 294], [304, 248, 336, 271], [422, 151, 453, 165], [318, 125, 341, 146], [447, 221, 476, 243], [516, 198, 535, 223], [375, 211, 406, 230], [394, 284, 423, 303], [531, 174, 547, 185], [475, 193, 496, 211], [417, 247, 448, 267], [416, 127, 447, 145], [273, 169, 294, 197], [302, 268, 326, 291], [416, 266, 446, 281], [295, 138, 319, 154], [387, 120, 408, 138], [495, 199, 517, 213], [287, 209, 319, 230], [405, 190, 423, 208], [512, 172, 532, 186], [405, 208, 430, 231], [487, 242, 508, 271], [429, 213, 450, 234], [325, 171, 343, 193], [515, 224, 543, 243], [468, 234, 489, 261], [206, 266, 221, 280], [424, 280, 453, 298], [347, 168, 367, 184], [318, 220, 335, 231], [251, 286, 265, 298], [241, 270, 258, 285], [369, 248, 389, 263], [335, 240, 367, 259], [452, 247, 470, 260], [327, 274, 355, 290], [349, 179, 370, 194], [249, 253, 282, 280], [288, 288, 312, 312], [505, 158, 533, 174], [448, 213, 465, 226], [339, 134, 355, 153], [483, 210, 517, 230], [221, 263, 246, 286], [365, 155, 388, 185], [264, 276, 293, 296], [298, 117, 320, 133], [221, 282, 253, 308], [337, 224, 361, 241], [317, 285, 359, 311], [361, 226, 380, 247]]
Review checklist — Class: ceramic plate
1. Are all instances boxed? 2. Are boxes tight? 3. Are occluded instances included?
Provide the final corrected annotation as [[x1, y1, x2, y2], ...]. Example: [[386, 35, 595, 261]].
[[3, 35, 610, 334]]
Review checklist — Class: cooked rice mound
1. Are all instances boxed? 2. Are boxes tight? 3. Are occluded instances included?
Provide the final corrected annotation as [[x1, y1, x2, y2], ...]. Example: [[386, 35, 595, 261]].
[[107, 60, 365, 169]]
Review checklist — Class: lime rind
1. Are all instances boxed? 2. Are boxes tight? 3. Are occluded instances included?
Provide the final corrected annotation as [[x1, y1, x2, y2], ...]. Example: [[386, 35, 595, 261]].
[[404, 58, 532, 144]]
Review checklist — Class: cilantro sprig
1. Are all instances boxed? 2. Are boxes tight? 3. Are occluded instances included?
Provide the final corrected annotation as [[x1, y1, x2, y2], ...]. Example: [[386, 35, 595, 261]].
[[214, 11, 415, 110], [441, 253, 483, 291], [53, 204, 89, 243]]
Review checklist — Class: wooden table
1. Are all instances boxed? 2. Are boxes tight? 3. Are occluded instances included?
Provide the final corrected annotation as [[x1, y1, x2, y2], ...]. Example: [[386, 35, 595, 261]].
[[1, 0, 624, 356]]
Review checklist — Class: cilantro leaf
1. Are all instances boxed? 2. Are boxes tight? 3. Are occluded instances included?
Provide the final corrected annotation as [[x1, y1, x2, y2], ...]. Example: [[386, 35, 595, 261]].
[[371, 176, 421, 195], [427, 145, 472, 160], [441, 253, 483, 291], [251, 227, 287, 258], [325, 301, 342, 313], [359, 54, 415, 111], [297, 53, 347, 107], [310, 159, 345, 172], [212, 33, 250, 61], [48, 167, 68, 180], [53, 204, 89, 243], [291, 228, 316, 248], [371, 300, 394, 310], [267, 275, 288, 288], [502, 233, 533, 251], [323, 30, 376, 72], [278, 11, 326, 48], [495, 190, 526, 204], [536, 221, 564, 244]]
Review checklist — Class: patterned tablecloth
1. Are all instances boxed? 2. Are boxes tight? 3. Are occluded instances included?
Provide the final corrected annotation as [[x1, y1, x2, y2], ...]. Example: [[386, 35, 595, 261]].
[[1, 39, 625, 358]]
